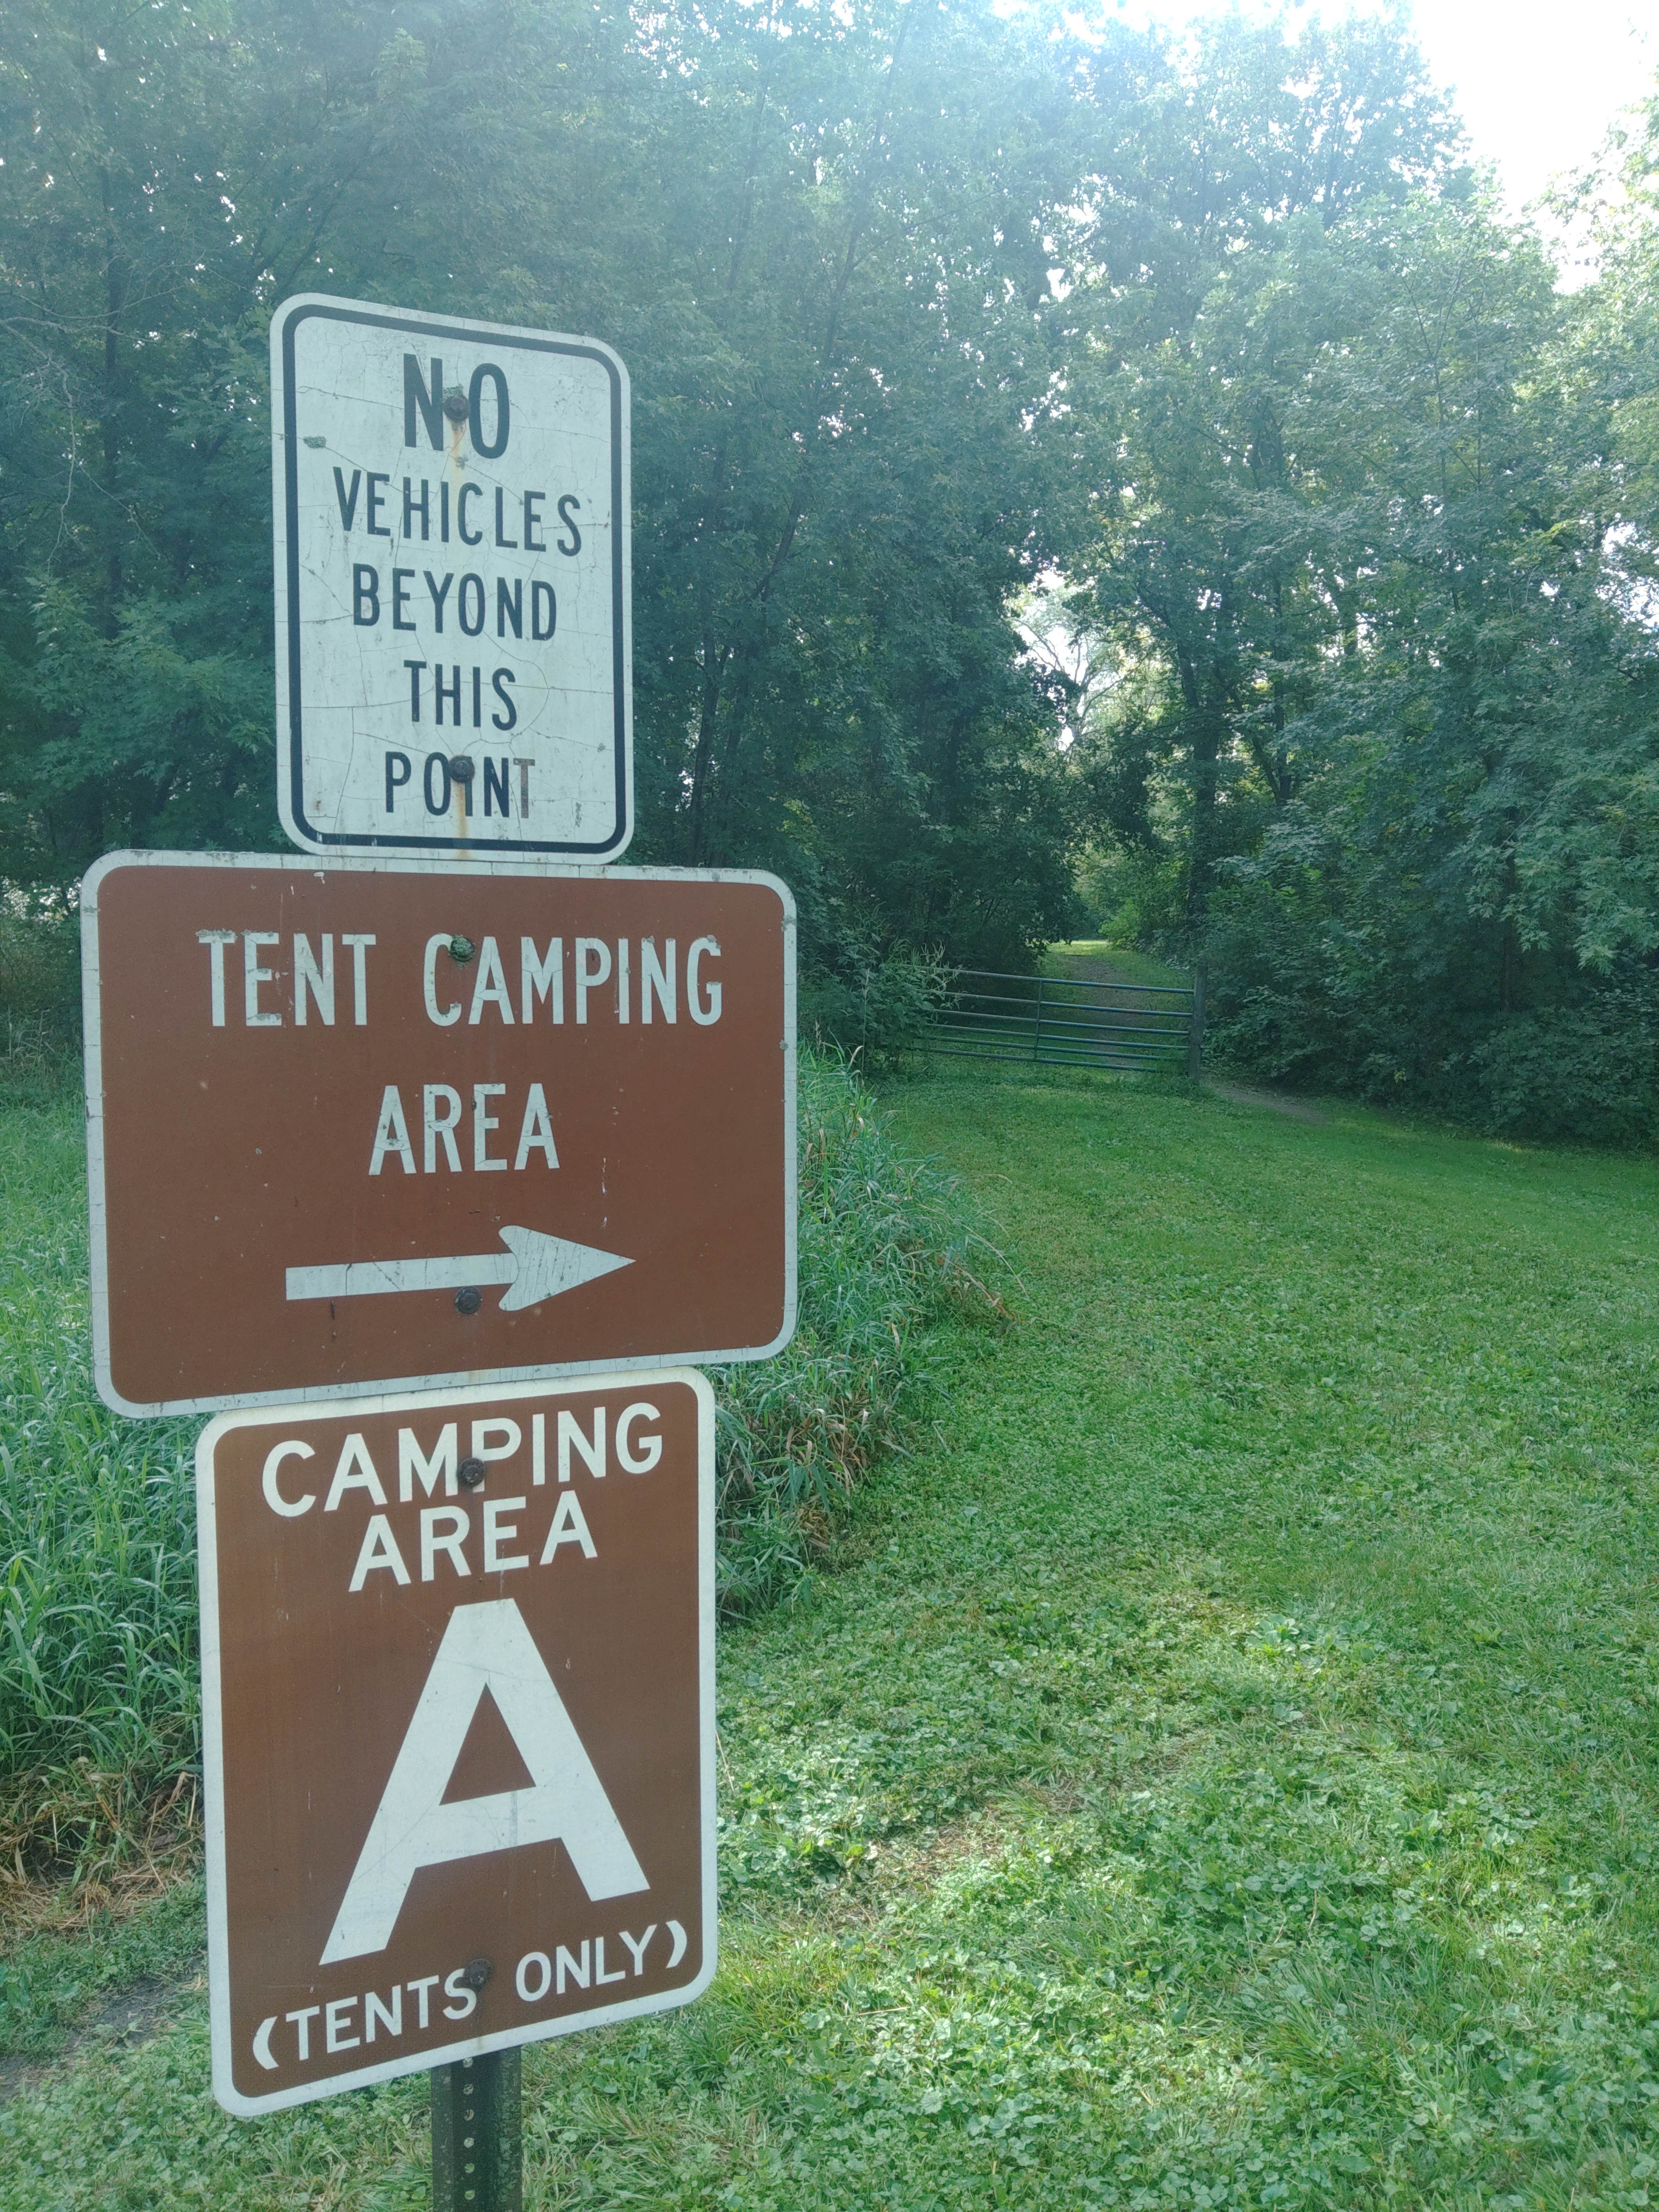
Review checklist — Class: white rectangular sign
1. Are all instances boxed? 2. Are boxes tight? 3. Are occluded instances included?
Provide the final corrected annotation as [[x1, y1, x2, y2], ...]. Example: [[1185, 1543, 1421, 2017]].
[[271, 295, 631, 860]]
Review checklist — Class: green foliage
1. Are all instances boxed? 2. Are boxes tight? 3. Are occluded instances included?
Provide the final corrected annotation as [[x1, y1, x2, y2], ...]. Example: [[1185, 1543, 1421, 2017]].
[[4, 2, 1650, 1126], [1062, 45, 1659, 1136], [1468, 983, 1659, 1145], [1076, 838, 1189, 950], [716, 1056, 1002, 1614], [10, 1069, 1659, 2203], [1202, 824, 1659, 1141], [1064, 18, 1462, 932], [0, 920, 77, 1027], [0, 917, 80, 1086], [798, 942, 948, 1063], [0, 0, 1086, 975]]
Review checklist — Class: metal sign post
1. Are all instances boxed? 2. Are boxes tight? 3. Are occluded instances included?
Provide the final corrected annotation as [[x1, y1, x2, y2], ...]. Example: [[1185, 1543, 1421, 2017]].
[[432, 2052, 523, 2211], [82, 301, 789, 2200]]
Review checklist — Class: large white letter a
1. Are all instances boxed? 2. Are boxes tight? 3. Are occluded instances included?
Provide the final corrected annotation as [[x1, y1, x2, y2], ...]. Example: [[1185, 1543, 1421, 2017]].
[[321, 1598, 647, 1964]]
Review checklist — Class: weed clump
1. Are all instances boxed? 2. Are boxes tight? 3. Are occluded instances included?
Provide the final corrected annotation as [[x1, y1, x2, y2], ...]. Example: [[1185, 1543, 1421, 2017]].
[[714, 1056, 1009, 1616]]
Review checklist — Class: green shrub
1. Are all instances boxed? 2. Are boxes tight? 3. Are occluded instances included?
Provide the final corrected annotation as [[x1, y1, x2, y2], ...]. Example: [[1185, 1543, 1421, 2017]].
[[799, 944, 948, 1064], [0, 916, 78, 1024], [1076, 840, 1188, 953], [0, 1090, 198, 1883], [1466, 985, 1659, 1146], [1201, 833, 1659, 1144]]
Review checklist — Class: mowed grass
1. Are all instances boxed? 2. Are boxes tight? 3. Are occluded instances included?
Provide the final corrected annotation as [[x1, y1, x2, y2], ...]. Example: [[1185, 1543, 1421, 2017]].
[[1044, 940, 1192, 990], [7, 1066, 1659, 2207]]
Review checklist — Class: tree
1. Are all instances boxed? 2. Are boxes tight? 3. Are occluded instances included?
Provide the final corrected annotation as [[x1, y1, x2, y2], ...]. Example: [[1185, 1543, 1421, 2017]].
[[1194, 178, 1659, 1129], [0, 0, 1099, 974], [1060, 11, 1460, 937]]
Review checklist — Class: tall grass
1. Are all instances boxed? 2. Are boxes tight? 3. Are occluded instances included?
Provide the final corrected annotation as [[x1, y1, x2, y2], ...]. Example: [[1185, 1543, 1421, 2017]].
[[0, 914, 80, 1078], [0, 1052, 997, 1883], [714, 1057, 1009, 1614], [0, 1090, 200, 1888]]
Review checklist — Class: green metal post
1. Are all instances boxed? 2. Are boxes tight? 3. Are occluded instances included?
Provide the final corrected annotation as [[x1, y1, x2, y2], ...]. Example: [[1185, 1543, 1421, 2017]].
[[432, 2050, 523, 2211], [1033, 973, 1045, 1063]]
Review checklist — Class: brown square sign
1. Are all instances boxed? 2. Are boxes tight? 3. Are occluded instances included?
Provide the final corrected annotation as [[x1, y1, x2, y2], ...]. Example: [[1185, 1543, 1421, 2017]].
[[198, 1372, 714, 2114], [83, 851, 795, 1415]]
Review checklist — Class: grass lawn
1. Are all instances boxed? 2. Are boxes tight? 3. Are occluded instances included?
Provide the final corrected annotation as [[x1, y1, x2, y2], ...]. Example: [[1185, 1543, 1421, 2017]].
[[6, 1065, 1659, 2207], [1044, 940, 1192, 990]]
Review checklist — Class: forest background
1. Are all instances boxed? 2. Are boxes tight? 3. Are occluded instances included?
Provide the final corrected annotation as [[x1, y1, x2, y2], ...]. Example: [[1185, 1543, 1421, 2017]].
[[2, 0, 1659, 1141]]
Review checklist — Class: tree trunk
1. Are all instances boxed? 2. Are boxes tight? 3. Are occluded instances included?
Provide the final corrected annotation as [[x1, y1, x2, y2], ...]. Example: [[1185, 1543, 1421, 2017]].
[[100, 166, 128, 619]]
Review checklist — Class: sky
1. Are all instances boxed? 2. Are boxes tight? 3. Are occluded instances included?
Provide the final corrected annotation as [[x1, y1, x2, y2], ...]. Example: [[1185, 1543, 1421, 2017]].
[[1405, 0, 1651, 211], [1110, 0, 1654, 272]]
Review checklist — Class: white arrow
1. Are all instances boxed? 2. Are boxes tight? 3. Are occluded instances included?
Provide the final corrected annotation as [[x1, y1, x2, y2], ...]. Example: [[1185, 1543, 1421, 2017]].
[[285, 1226, 631, 1313]]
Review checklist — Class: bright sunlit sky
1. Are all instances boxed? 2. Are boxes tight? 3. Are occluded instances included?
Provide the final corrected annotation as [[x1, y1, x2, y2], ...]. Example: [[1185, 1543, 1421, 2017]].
[[1404, 1, 1652, 213], [1100, 0, 1655, 274]]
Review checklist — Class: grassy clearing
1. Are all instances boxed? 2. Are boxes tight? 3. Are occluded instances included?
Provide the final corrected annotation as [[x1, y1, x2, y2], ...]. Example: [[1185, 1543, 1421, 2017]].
[[7, 1065, 1659, 2207], [1044, 940, 1191, 990], [0, 1876, 206, 2064]]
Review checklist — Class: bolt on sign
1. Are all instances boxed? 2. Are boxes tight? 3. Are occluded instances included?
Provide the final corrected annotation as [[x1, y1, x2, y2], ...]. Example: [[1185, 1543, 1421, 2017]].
[[81, 851, 796, 1416], [271, 294, 630, 861], [197, 1373, 714, 2114]]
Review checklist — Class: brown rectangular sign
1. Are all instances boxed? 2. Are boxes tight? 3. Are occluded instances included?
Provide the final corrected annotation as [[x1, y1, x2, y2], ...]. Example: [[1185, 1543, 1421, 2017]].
[[199, 1372, 714, 2114], [82, 852, 794, 1414]]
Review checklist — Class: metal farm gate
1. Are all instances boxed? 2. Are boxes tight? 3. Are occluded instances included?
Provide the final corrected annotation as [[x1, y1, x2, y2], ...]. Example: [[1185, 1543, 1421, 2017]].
[[926, 968, 1202, 1076]]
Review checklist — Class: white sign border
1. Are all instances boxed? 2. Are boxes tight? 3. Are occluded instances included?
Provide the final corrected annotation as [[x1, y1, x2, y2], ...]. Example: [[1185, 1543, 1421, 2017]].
[[270, 293, 633, 863], [81, 848, 797, 1417], [198, 1368, 717, 2117]]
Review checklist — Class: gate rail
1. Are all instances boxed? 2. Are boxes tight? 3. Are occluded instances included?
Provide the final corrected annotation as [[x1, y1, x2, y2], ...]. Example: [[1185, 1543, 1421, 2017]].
[[926, 968, 1202, 1075]]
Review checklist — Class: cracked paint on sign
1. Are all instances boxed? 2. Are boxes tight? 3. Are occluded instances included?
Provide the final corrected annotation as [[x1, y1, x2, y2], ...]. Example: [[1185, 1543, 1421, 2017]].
[[271, 294, 632, 860]]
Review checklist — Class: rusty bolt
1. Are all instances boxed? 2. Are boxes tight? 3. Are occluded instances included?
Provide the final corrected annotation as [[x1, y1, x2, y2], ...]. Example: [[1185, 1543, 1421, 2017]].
[[448, 933, 476, 964], [461, 1957, 493, 1991], [443, 385, 469, 424], [454, 1287, 483, 1317], [457, 1456, 487, 1488], [448, 753, 475, 783]]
